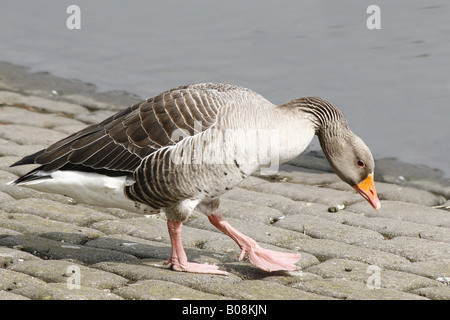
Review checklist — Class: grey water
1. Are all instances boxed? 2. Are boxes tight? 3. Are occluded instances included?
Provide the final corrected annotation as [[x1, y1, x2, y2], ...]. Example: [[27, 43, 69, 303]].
[[0, 0, 449, 177]]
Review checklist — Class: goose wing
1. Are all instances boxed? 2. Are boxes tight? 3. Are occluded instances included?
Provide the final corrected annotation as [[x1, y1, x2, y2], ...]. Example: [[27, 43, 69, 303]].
[[10, 83, 249, 183]]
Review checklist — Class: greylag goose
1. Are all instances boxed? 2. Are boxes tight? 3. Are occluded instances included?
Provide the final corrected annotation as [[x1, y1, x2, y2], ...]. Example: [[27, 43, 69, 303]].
[[9, 83, 380, 275]]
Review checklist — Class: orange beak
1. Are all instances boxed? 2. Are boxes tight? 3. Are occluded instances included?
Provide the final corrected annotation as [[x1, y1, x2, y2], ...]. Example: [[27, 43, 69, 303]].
[[353, 173, 381, 210]]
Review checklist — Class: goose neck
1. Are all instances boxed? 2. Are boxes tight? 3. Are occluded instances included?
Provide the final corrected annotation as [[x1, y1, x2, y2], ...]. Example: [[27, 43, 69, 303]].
[[289, 97, 348, 138]]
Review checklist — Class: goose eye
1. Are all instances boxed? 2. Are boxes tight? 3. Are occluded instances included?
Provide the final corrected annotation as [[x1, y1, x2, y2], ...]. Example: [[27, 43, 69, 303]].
[[357, 160, 365, 168]]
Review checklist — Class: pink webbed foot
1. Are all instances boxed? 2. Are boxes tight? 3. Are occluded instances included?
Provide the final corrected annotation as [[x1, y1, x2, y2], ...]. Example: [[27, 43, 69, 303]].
[[208, 211, 300, 272], [166, 220, 228, 275], [239, 242, 301, 272], [164, 256, 228, 275]]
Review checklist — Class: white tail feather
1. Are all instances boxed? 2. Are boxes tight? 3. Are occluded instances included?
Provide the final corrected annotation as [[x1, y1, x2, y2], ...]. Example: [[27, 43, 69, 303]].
[[11, 170, 154, 214]]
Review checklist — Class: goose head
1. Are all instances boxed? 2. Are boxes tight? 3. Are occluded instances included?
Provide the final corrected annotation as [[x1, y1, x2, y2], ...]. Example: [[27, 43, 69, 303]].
[[320, 128, 381, 210], [292, 97, 381, 210]]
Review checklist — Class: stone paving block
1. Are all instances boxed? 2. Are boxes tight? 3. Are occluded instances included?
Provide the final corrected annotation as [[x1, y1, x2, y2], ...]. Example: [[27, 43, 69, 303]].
[[243, 180, 363, 207], [86, 233, 235, 268], [275, 214, 385, 245], [75, 110, 117, 125], [217, 197, 285, 225], [389, 259, 450, 281], [0, 212, 103, 239], [0, 169, 20, 184], [52, 124, 87, 135], [411, 286, 450, 300], [185, 215, 319, 269], [200, 279, 334, 300], [0, 106, 85, 130], [329, 180, 445, 206], [0, 290, 29, 300], [61, 92, 138, 111], [0, 90, 88, 115], [330, 212, 450, 243], [92, 260, 239, 288], [0, 226, 22, 238], [346, 200, 450, 228], [0, 157, 36, 178], [435, 200, 450, 210], [0, 190, 14, 203], [90, 217, 171, 243], [91, 216, 231, 251], [0, 62, 139, 110], [235, 176, 268, 189], [85, 235, 173, 260], [0, 246, 40, 267], [186, 216, 311, 248], [62, 94, 126, 112], [0, 268, 46, 291], [223, 187, 332, 216], [217, 261, 322, 284], [304, 259, 442, 292], [39, 232, 91, 245], [203, 238, 320, 270], [1, 198, 118, 227], [7, 259, 128, 290], [81, 204, 142, 219], [0, 235, 139, 264], [285, 237, 410, 268], [377, 182, 445, 206], [113, 279, 226, 300], [196, 235, 244, 258], [0, 181, 76, 205], [0, 124, 67, 146], [360, 236, 450, 262], [12, 283, 123, 300], [374, 157, 445, 182], [202, 237, 319, 271], [255, 164, 340, 185], [0, 142, 46, 158], [286, 154, 332, 173], [265, 270, 323, 285], [86, 234, 238, 268], [404, 179, 450, 199], [292, 278, 428, 300]]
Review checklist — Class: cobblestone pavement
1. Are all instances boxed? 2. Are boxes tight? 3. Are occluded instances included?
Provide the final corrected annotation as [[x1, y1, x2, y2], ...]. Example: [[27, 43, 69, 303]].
[[0, 63, 449, 300]]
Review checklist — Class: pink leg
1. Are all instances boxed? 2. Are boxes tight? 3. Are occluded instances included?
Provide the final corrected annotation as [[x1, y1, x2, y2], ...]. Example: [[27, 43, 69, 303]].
[[208, 211, 300, 272], [164, 220, 228, 275]]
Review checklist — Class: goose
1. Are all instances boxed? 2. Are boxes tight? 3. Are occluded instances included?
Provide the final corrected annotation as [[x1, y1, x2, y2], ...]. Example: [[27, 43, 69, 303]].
[[8, 83, 380, 275]]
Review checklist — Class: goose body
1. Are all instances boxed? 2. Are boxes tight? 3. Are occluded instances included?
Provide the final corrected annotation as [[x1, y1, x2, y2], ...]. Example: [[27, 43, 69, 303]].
[[9, 83, 380, 274]]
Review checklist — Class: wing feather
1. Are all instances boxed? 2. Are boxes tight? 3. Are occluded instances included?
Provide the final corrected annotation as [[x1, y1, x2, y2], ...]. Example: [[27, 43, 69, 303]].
[[11, 83, 256, 184]]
